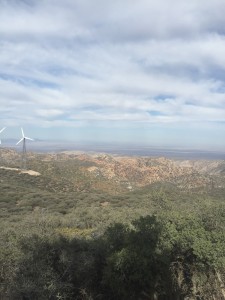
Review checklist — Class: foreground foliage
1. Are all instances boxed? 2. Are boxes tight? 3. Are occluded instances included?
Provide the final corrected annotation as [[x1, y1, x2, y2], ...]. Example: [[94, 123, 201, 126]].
[[1, 211, 225, 300], [0, 158, 225, 299]]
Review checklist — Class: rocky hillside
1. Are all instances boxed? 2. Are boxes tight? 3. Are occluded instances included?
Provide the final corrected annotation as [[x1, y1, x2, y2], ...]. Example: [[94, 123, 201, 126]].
[[175, 159, 225, 175], [1, 148, 224, 193]]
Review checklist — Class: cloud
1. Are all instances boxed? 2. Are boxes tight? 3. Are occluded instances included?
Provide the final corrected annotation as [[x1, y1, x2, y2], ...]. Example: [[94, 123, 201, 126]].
[[0, 0, 225, 144]]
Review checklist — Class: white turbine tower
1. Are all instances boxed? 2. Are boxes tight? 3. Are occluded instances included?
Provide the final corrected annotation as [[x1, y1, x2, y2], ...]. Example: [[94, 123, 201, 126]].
[[0, 127, 6, 164], [0, 127, 6, 145], [16, 128, 34, 170]]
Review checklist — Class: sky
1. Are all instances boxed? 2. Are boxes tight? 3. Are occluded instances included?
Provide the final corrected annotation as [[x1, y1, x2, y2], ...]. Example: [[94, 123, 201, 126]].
[[0, 0, 225, 150]]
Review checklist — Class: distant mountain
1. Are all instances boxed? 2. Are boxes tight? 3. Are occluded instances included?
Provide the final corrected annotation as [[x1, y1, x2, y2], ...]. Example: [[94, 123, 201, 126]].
[[2, 140, 225, 159]]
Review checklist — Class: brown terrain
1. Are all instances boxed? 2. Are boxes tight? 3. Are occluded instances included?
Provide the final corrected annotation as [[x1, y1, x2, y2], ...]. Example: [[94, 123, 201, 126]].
[[1, 148, 224, 193]]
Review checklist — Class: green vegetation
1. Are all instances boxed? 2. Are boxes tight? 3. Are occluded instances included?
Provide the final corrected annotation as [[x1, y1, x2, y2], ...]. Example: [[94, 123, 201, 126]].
[[1, 212, 224, 299], [0, 152, 225, 299]]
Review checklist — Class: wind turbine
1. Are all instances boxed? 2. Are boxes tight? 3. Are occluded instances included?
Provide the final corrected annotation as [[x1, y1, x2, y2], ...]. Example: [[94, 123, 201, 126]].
[[16, 128, 34, 170]]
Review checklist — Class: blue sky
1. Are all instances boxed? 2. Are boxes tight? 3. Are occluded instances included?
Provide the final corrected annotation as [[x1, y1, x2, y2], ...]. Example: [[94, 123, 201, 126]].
[[0, 0, 225, 150]]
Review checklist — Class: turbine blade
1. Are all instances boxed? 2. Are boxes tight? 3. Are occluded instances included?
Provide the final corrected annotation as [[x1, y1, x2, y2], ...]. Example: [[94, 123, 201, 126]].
[[0, 127, 6, 134], [21, 128, 25, 138], [25, 137, 34, 141], [16, 138, 23, 145]]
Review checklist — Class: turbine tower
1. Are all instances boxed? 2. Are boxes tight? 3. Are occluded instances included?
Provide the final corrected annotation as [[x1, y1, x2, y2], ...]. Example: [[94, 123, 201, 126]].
[[0, 127, 6, 145], [0, 127, 6, 163], [16, 128, 34, 170]]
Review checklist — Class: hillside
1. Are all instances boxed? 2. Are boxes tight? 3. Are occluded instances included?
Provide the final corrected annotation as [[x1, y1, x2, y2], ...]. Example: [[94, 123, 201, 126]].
[[1, 148, 224, 194], [0, 147, 225, 225], [1, 148, 225, 299]]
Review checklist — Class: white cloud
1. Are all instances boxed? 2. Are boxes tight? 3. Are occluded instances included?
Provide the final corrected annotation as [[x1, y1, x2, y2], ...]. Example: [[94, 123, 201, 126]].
[[0, 0, 224, 148]]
